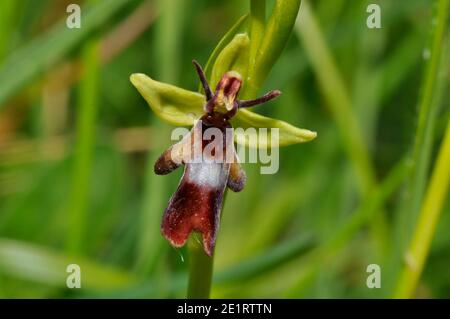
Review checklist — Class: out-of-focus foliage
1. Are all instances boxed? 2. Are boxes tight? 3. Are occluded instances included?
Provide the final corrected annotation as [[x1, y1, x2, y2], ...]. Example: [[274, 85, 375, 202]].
[[0, 0, 449, 298]]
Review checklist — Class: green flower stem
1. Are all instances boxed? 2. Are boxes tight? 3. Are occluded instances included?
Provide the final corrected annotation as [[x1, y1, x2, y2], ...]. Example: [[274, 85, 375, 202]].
[[187, 234, 214, 298], [394, 118, 450, 298]]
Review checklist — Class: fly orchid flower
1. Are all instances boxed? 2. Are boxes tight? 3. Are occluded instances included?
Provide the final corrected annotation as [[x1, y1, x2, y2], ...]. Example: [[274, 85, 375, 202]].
[[130, 60, 316, 256]]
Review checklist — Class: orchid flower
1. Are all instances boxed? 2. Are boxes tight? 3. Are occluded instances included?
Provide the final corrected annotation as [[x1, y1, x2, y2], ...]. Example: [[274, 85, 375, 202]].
[[130, 59, 315, 256], [130, 0, 315, 257]]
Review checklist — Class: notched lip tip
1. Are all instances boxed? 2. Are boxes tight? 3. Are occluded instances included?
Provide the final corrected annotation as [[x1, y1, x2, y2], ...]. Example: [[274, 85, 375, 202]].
[[162, 231, 214, 257]]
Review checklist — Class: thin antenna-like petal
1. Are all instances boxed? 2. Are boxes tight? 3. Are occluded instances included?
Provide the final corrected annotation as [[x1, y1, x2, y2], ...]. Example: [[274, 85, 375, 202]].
[[238, 90, 281, 108], [192, 60, 213, 101]]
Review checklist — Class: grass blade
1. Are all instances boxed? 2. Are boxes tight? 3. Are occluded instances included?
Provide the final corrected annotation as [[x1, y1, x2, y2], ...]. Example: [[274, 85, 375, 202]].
[[0, 239, 136, 290], [0, 0, 133, 108], [394, 117, 450, 298], [66, 37, 100, 254]]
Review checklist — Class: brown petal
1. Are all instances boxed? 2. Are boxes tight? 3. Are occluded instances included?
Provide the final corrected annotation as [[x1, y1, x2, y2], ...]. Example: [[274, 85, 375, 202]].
[[227, 153, 246, 192]]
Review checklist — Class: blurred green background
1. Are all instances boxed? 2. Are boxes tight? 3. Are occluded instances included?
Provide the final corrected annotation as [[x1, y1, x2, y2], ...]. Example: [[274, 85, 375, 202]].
[[0, 0, 449, 298]]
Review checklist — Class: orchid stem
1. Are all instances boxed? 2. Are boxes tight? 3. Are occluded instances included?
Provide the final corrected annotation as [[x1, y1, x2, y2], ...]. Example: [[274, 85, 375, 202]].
[[187, 233, 214, 298]]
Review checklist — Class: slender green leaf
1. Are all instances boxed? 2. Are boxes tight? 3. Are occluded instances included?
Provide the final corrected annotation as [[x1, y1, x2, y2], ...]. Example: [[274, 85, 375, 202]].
[[0, 0, 133, 108], [0, 239, 136, 290]]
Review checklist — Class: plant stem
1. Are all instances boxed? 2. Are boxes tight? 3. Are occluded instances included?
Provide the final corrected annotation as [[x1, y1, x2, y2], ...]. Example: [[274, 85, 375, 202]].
[[187, 234, 214, 298], [394, 118, 450, 298]]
